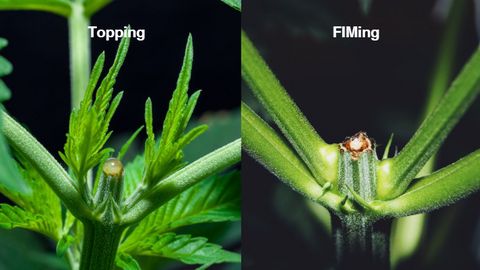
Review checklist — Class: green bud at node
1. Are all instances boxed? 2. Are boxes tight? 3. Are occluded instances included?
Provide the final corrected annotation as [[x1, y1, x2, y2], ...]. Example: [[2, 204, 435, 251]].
[[95, 158, 124, 213]]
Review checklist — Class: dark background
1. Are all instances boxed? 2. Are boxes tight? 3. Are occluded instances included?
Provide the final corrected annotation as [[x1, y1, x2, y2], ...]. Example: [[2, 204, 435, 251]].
[[242, 0, 480, 269], [0, 0, 240, 269]]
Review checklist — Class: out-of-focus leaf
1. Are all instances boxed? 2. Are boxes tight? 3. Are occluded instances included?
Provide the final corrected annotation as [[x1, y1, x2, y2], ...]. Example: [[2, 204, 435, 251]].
[[220, 0, 241, 11], [359, 0, 372, 15], [0, 38, 7, 50], [0, 228, 68, 270], [244, 0, 342, 39], [83, 0, 115, 17], [390, 214, 425, 267], [56, 234, 75, 258], [0, 0, 72, 17], [0, 56, 12, 77]]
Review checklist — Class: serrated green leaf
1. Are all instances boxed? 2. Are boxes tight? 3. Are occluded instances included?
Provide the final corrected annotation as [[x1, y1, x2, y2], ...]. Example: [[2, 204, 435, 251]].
[[61, 35, 130, 187], [220, 0, 241, 11], [123, 155, 145, 200], [140, 34, 206, 188], [0, 0, 72, 17], [121, 171, 240, 251], [56, 234, 75, 258], [0, 204, 60, 240], [123, 233, 240, 266], [0, 152, 62, 240], [179, 90, 201, 133], [179, 125, 208, 149], [144, 98, 155, 163], [116, 252, 141, 270]]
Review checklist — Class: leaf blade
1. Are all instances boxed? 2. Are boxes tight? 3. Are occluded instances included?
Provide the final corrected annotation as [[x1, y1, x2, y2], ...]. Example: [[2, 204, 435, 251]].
[[121, 171, 240, 249], [123, 233, 240, 266]]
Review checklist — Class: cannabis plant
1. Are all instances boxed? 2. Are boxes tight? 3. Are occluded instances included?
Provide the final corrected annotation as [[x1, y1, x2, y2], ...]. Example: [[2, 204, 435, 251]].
[[241, 7, 480, 269], [0, 1, 241, 270]]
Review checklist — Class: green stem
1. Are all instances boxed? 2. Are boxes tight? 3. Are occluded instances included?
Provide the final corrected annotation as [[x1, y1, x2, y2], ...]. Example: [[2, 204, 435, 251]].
[[69, 2, 91, 109], [241, 30, 334, 185], [79, 220, 124, 270], [332, 215, 391, 270], [377, 41, 480, 200], [122, 139, 242, 224], [1, 111, 91, 218]]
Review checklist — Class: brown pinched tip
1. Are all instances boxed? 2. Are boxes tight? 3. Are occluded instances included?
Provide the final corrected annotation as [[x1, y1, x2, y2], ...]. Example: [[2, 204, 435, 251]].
[[339, 131, 375, 160]]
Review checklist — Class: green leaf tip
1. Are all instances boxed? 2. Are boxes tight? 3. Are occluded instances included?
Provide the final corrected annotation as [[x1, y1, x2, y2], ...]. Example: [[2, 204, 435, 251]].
[[220, 0, 241, 11], [61, 35, 130, 203], [382, 133, 394, 160], [118, 126, 144, 161], [141, 34, 206, 188]]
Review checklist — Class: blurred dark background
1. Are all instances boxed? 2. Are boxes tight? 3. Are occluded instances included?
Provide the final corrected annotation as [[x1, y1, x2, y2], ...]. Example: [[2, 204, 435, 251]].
[[0, 0, 240, 269], [242, 0, 480, 269]]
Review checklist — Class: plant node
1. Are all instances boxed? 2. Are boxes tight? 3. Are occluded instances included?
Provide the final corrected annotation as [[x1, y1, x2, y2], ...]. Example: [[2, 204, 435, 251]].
[[339, 131, 375, 160]]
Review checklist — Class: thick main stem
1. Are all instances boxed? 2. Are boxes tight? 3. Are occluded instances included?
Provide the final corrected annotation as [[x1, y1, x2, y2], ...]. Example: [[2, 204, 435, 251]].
[[68, 2, 91, 109], [332, 215, 392, 270], [79, 220, 125, 270]]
